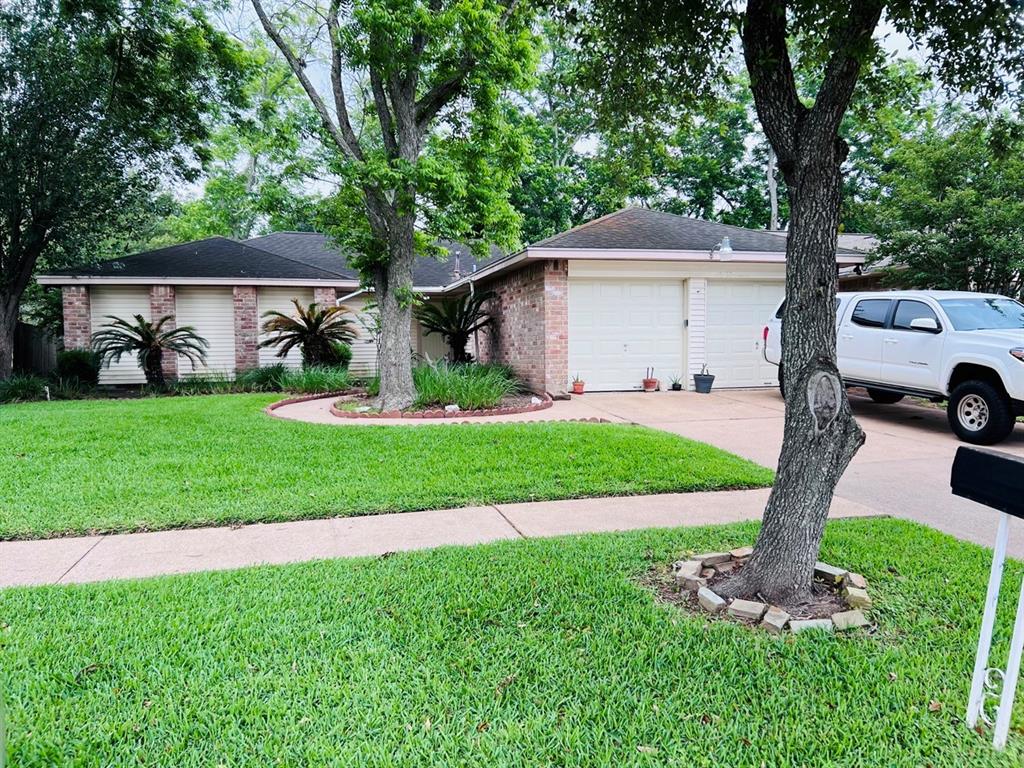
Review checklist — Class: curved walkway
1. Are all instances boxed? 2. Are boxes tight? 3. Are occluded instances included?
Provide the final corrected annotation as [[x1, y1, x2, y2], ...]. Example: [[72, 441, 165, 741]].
[[269, 393, 625, 426]]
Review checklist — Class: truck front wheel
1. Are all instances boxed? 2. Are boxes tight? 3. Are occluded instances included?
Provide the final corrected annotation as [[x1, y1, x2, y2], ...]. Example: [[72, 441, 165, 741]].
[[947, 380, 1016, 445]]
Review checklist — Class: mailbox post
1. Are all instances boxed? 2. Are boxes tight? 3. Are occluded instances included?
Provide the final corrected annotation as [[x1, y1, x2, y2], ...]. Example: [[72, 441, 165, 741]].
[[951, 446, 1024, 749]]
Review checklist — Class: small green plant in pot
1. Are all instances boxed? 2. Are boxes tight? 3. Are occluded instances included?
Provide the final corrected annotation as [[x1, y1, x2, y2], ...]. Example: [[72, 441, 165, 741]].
[[693, 364, 715, 394], [572, 373, 585, 395], [670, 375, 683, 392]]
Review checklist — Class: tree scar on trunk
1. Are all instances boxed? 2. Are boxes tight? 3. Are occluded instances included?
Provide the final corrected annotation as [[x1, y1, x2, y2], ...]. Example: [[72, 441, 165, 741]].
[[807, 369, 842, 434]]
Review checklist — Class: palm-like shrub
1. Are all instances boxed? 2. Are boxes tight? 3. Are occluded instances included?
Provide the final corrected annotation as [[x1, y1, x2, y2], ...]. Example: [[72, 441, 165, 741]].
[[415, 290, 496, 363], [91, 315, 208, 387], [260, 300, 357, 368]]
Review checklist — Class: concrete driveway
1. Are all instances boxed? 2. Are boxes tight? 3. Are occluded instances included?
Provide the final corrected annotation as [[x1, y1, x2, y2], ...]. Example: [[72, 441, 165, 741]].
[[576, 388, 1024, 556]]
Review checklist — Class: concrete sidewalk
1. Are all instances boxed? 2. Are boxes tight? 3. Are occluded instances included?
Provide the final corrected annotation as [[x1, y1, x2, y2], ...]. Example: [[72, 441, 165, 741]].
[[0, 488, 877, 588]]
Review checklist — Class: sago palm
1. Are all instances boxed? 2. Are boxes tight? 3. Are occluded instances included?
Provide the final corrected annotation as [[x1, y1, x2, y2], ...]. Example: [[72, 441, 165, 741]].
[[91, 315, 208, 387], [415, 290, 496, 363], [260, 299, 357, 368]]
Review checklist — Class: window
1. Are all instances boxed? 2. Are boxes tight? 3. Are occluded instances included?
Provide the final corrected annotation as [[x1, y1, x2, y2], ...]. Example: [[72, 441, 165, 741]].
[[892, 300, 940, 331], [938, 298, 1024, 331], [775, 298, 842, 319], [851, 299, 892, 328]]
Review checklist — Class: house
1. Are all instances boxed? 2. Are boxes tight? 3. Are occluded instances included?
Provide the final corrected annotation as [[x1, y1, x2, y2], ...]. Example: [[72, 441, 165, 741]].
[[40, 207, 863, 392]]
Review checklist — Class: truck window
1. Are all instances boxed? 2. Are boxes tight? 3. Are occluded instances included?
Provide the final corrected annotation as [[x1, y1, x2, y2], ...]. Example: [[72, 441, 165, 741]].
[[774, 298, 842, 319], [892, 300, 940, 331], [850, 298, 892, 328]]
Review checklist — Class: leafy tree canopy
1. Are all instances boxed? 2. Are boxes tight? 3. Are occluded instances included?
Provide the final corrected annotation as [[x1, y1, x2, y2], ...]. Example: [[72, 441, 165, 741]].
[[873, 110, 1024, 298], [0, 0, 247, 375]]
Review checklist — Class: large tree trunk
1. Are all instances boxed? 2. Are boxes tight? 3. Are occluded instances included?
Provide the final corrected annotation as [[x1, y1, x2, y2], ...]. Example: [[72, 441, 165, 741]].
[[721, 152, 866, 603], [715, 0, 880, 604], [0, 298, 17, 380], [374, 213, 417, 411]]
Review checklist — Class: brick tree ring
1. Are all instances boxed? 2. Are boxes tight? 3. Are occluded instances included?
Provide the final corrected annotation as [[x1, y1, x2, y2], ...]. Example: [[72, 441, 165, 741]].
[[654, 550, 874, 635], [327, 392, 554, 419]]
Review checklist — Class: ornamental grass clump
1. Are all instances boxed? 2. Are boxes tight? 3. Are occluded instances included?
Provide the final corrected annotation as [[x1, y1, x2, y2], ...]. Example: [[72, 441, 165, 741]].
[[412, 361, 519, 410]]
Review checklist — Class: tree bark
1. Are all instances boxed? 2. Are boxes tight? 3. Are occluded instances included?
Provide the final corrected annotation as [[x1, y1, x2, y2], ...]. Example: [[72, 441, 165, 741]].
[[374, 213, 417, 411], [0, 299, 18, 380], [717, 0, 880, 603]]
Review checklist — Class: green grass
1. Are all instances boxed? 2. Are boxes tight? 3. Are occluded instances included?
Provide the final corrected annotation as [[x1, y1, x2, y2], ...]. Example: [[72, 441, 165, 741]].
[[2, 517, 1022, 766], [0, 394, 771, 539]]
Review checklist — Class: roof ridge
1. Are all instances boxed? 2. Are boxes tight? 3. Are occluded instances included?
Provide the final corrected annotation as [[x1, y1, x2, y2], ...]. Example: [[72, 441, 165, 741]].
[[236, 236, 352, 280]]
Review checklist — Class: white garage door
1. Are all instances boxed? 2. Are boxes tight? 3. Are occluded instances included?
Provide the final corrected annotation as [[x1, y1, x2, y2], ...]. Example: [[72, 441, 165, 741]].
[[175, 287, 236, 377], [90, 287, 151, 385], [258, 287, 314, 368], [569, 280, 684, 391], [705, 281, 784, 387]]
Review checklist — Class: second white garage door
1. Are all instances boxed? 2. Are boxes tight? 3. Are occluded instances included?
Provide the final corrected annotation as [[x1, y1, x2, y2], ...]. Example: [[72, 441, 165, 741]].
[[258, 287, 313, 368], [569, 280, 684, 391], [175, 287, 236, 377], [704, 281, 784, 387]]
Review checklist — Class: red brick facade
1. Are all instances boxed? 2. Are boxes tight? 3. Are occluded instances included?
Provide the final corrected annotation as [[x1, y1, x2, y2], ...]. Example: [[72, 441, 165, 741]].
[[478, 259, 569, 395], [313, 286, 337, 307], [62, 286, 91, 350], [233, 286, 260, 371], [149, 285, 177, 379]]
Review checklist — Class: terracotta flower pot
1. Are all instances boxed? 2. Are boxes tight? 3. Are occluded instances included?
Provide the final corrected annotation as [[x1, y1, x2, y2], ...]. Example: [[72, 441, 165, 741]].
[[572, 381, 585, 395], [642, 377, 658, 392]]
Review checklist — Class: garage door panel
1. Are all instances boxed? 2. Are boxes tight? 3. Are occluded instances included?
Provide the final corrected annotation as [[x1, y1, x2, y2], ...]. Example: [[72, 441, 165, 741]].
[[176, 287, 235, 377], [705, 280, 784, 388], [91, 287, 151, 385], [570, 279, 684, 391], [258, 288, 314, 368]]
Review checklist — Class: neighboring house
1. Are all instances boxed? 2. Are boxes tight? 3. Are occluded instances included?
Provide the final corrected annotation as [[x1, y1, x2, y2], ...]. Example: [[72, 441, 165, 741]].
[[41, 207, 863, 393]]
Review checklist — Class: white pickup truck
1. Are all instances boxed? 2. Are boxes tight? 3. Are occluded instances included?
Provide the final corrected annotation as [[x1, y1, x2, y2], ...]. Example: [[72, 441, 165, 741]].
[[764, 290, 1024, 444]]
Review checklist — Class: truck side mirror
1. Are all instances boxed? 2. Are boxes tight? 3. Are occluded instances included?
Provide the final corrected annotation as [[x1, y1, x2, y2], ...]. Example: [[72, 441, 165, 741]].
[[909, 317, 941, 333]]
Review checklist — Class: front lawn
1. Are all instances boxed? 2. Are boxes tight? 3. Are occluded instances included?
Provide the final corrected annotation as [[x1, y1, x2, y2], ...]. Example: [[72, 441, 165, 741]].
[[1, 517, 1021, 766], [0, 394, 772, 539]]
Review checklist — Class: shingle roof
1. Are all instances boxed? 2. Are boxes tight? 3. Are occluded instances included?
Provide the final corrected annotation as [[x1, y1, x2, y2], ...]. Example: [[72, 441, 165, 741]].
[[57, 237, 347, 280], [245, 232, 504, 286], [531, 207, 861, 255], [47, 232, 506, 286]]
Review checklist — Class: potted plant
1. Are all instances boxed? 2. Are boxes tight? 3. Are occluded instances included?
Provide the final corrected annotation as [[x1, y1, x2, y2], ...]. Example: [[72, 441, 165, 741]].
[[571, 373, 585, 395], [642, 367, 659, 392], [693, 363, 715, 394], [670, 375, 683, 392]]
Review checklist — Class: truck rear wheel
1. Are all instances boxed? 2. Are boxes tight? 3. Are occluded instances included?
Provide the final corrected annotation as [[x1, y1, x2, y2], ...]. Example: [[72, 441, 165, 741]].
[[866, 388, 904, 404], [947, 380, 1015, 445]]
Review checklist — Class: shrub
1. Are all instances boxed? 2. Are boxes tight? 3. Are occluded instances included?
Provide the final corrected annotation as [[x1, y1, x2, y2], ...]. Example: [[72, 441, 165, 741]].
[[92, 314, 208, 387], [413, 361, 519, 410], [235, 364, 289, 392], [0, 374, 48, 403], [50, 377, 89, 400], [56, 349, 101, 386], [163, 373, 236, 397], [259, 300, 357, 368], [330, 341, 353, 369], [280, 365, 352, 394]]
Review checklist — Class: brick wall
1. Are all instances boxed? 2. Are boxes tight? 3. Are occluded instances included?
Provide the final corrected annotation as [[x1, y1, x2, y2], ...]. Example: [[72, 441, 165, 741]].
[[313, 286, 337, 307], [233, 286, 259, 371], [149, 285, 177, 379], [478, 259, 569, 395], [62, 286, 91, 350]]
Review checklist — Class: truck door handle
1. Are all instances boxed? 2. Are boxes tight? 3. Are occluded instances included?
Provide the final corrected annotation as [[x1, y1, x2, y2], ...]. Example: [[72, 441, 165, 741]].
[[841, 334, 853, 341], [884, 338, 898, 345]]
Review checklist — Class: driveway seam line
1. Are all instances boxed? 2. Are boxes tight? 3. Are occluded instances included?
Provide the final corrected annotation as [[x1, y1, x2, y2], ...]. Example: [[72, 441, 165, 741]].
[[55, 537, 104, 585], [491, 505, 527, 539]]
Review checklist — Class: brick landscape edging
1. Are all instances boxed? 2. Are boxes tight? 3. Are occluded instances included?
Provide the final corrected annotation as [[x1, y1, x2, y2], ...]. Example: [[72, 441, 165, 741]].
[[264, 391, 355, 414], [328, 392, 554, 420]]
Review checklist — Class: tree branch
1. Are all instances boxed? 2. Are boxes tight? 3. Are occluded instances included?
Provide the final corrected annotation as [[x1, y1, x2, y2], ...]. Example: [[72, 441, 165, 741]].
[[250, 0, 360, 161], [741, 0, 803, 163], [369, 68, 400, 158], [325, 0, 365, 161], [809, 0, 886, 140]]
